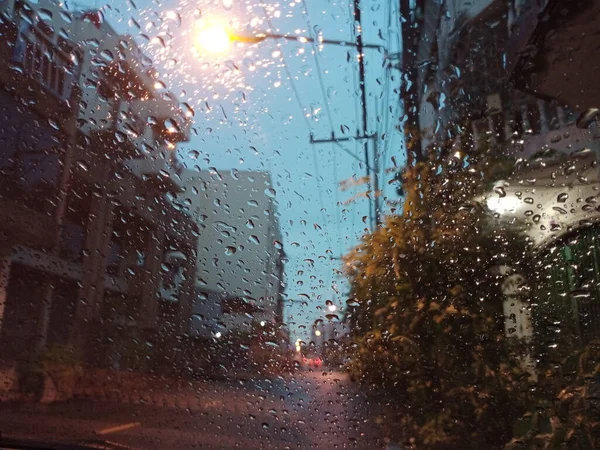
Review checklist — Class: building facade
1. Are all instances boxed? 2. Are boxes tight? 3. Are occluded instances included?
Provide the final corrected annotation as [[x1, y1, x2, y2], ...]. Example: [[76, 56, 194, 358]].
[[0, 0, 197, 369], [177, 169, 285, 338], [400, 0, 600, 368]]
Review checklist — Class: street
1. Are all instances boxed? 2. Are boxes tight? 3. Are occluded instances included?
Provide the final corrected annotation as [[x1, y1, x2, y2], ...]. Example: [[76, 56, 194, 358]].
[[0, 370, 389, 449]]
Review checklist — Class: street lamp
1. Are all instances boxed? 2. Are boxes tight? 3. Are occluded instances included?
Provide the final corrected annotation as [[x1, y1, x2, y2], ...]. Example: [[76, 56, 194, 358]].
[[195, 25, 231, 53], [193, 20, 386, 230], [229, 31, 384, 50], [194, 23, 385, 53]]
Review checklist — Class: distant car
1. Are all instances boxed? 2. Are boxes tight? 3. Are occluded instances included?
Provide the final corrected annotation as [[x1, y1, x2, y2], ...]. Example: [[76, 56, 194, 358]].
[[302, 355, 323, 368]]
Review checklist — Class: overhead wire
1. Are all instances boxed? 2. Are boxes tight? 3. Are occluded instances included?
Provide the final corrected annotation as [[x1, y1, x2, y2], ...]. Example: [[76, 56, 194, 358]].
[[348, 0, 361, 243], [300, 0, 343, 258], [260, 6, 329, 234], [380, 0, 403, 211]]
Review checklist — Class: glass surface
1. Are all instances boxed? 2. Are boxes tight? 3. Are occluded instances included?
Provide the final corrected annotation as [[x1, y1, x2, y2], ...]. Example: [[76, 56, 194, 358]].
[[0, 1, 599, 449]]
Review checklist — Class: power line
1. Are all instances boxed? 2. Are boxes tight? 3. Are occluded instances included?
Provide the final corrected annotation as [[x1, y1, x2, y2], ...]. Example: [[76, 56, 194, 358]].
[[300, 0, 336, 133], [347, 0, 360, 245], [261, 7, 329, 232], [300, 0, 343, 257]]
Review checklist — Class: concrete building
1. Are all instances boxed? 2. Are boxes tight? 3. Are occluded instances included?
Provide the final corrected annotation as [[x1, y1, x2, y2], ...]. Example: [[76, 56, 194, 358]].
[[400, 0, 600, 369], [176, 169, 285, 338], [0, 0, 197, 369]]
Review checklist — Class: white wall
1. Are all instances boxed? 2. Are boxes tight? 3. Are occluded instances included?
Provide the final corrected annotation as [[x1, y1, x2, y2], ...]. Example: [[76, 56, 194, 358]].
[[180, 170, 283, 335], [485, 151, 600, 248]]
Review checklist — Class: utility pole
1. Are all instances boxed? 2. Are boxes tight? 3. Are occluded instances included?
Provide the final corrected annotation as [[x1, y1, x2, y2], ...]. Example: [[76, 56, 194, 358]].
[[353, 0, 379, 230], [308, 0, 381, 232]]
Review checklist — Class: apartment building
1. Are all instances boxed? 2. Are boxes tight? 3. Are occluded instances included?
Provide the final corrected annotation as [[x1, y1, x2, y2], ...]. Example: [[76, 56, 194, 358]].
[[0, 0, 197, 368]]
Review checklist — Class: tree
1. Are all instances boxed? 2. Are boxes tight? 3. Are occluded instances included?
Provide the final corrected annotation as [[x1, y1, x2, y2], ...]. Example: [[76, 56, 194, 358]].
[[344, 134, 530, 448]]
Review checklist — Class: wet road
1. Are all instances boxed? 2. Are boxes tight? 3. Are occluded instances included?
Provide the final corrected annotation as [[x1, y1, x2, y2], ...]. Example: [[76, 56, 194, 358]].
[[0, 370, 390, 449]]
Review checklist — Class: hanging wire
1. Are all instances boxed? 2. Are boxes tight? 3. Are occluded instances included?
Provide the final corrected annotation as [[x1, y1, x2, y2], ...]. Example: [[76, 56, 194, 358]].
[[348, 0, 361, 243], [300, 0, 343, 258], [380, 0, 404, 212], [260, 7, 329, 231]]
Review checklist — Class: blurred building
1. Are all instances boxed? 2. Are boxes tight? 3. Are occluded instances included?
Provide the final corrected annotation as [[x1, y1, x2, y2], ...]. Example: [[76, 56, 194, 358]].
[[400, 0, 600, 358], [401, 0, 598, 161], [176, 169, 285, 338], [0, 0, 197, 368]]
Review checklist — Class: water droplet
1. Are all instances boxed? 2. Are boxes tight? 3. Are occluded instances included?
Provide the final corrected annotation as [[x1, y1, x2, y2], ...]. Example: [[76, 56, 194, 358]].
[[9, 63, 24, 74], [557, 193, 569, 203], [38, 8, 53, 21], [76, 160, 89, 171], [164, 118, 180, 134], [60, 10, 73, 23], [100, 49, 114, 62], [48, 118, 60, 130], [182, 102, 195, 118], [114, 131, 127, 143], [576, 108, 599, 129], [494, 186, 506, 198], [164, 10, 182, 27]]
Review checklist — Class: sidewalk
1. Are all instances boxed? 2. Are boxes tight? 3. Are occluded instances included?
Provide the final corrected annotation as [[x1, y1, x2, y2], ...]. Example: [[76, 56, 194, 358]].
[[71, 368, 277, 412]]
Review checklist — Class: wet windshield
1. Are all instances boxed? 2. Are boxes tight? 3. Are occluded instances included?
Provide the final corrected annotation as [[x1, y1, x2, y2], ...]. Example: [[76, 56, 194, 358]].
[[1, 0, 599, 449]]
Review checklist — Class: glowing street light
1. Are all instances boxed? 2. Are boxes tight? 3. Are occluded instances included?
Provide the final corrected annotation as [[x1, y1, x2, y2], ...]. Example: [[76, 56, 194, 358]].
[[195, 24, 231, 53], [193, 21, 385, 55], [315, 330, 321, 337], [327, 304, 337, 312]]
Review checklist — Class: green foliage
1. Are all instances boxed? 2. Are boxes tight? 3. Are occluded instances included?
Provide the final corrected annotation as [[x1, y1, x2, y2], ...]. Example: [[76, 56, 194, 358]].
[[345, 135, 530, 448]]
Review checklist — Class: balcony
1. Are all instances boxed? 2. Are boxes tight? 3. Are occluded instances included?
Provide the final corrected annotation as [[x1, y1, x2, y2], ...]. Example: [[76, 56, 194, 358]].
[[124, 152, 186, 193], [128, 97, 193, 144], [0, 2, 80, 132], [72, 12, 192, 145], [507, 0, 600, 109], [469, 95, 600, 160]]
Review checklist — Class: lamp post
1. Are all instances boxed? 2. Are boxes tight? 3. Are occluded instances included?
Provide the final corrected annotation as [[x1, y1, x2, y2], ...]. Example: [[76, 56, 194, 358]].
[[194, 25, 385, 53], [229, 31, 384, 51], [195, 24, 385, 230]]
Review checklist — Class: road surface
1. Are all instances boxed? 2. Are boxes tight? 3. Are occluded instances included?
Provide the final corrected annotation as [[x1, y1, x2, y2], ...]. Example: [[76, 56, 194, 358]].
[[0, 370, 392, 449]]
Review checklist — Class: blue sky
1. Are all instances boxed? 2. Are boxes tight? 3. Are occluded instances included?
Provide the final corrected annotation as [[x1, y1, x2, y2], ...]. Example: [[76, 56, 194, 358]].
[[71, 0, 405, 340]]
